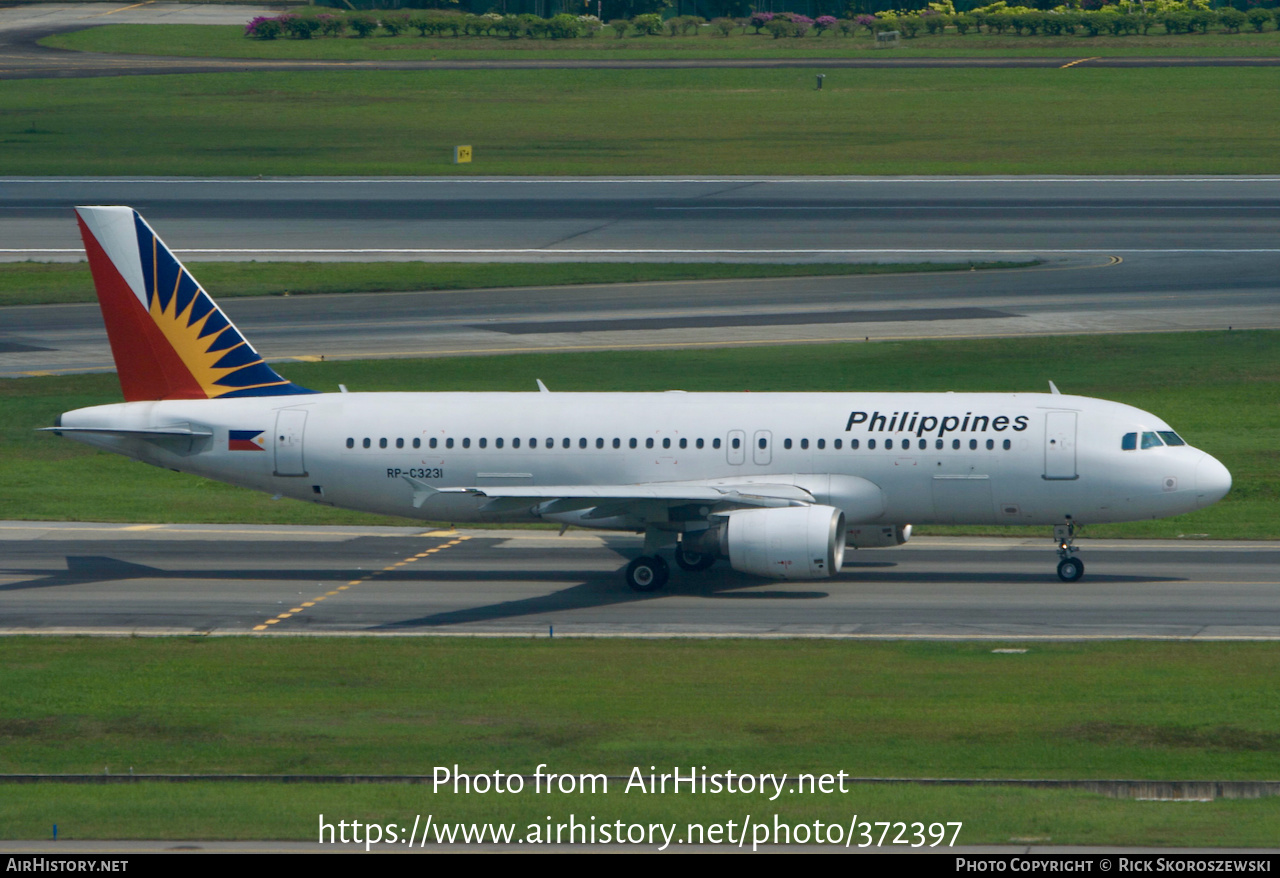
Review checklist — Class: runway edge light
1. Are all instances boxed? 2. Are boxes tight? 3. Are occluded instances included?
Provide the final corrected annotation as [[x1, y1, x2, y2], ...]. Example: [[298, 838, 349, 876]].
[[454, 145, 472, 164]]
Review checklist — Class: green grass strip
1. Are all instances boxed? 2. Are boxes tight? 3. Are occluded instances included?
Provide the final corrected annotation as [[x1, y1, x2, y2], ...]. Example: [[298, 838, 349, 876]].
[[3, 331, 1275, 537], [3, 782, 1278, 846], [0, 261, 1025, 308], [1, 68, 1278, 175], [3, 638, 1268, 778], [44, 23, 1280, 60], [2, 638, 1280, 844]]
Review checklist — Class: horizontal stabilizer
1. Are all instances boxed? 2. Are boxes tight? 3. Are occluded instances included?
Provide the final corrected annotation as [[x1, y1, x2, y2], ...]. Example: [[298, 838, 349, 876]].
[[38, 426, 213, 438]]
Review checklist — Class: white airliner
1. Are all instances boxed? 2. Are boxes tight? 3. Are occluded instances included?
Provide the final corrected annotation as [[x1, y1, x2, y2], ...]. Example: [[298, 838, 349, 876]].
[[50, 207, 1233, 591]]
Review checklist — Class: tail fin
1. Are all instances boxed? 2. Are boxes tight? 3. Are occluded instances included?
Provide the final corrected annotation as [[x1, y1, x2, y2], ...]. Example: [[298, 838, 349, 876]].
[[75, 206, 314, 402]]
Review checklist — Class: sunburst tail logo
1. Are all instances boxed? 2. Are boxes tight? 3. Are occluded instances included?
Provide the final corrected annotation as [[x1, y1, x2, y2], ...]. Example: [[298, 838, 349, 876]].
[[76, 206, 316, 403]]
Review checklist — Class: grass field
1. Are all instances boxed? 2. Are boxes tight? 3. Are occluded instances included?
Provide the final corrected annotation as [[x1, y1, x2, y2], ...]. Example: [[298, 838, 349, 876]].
[[2, 638, 1280, 844], [44, 22, 1280, 59], [0, 260, 1024, 308], [3, 331, 1275, 536], [2, 68, 1278, 175]]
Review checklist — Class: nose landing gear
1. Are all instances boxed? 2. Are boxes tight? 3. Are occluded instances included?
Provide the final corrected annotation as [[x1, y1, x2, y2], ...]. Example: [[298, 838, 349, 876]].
[[1054, 521, 1084, 582]]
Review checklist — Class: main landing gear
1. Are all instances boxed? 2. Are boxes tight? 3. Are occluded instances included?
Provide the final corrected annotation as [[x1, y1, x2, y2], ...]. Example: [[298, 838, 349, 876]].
[[674, 547, 716, 572], [625, 530, 717, 592], [1054, 521, 1084, 582], [625, 555, 669, 592]]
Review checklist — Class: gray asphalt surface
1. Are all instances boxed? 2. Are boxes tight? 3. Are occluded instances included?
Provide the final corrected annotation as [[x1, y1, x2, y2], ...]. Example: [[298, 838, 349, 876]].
[[2, 3, 1278, 79], [2, 177, 1277, 376], [2, 523, 1277, 638]]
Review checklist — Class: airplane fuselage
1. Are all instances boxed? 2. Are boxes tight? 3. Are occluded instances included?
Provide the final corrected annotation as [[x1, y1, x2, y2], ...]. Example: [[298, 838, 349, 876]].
[[58, 390, 1231, 532]]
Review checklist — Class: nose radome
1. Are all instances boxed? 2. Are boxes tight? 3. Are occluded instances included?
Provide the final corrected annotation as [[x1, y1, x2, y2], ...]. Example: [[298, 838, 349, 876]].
[[1195, 454, 1232, 504]]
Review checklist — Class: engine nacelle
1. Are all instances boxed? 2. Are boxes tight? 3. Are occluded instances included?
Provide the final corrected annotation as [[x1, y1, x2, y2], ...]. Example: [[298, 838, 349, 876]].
[[720, 505, 847, 580], [846, 524, 912, 549]]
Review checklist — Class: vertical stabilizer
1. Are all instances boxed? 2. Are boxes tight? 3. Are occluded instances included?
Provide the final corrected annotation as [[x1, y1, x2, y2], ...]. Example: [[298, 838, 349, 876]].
[[76, 206, 314, 402]]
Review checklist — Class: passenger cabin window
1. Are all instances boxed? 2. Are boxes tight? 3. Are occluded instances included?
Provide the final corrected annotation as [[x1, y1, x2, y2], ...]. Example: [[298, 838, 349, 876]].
[[885, 438, 893, 450], [446, 438, 454, 449], [462, 438, 470, 448], [546, 438, 554, 448], [850, 439, 859, 450], [379, 438, 387, 449], [1003, 439, 1011, 450], [817, 439, 825, 450], [679, 438, 687, 449], [646, 438, 654, 449], [396, 438, 404, 449], [758, 437, 767, 450], [986, 439, 994, 450], [613, 438, 620, 449], [834, 439, 842, 450], [784, 439, 792, 450], [563, 438, 570, 449], [579, 438, 587, 449], [732, 437, 741, 449], [713, 438, 721, 449], [696, 438, 704, 449], [663, 438, 671, 449], [630, 438, 638, 449], [430, 438, 438, 449], [513, 438, 520, 449], [800, 439, 809, 450], [496, 438, 503, 449], [479, 438, 487, 449], [597, 438, 604, 449], [868, 439, 876, 450], [346, 438, 354, 449], [413, 438, 421, 449]]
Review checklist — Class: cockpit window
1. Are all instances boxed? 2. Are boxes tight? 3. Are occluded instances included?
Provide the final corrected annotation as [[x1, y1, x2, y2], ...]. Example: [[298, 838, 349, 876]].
[[1141, 431, 1164, 449], [1122, 433, 1137, 451], [1158, 431, 1186, 446]]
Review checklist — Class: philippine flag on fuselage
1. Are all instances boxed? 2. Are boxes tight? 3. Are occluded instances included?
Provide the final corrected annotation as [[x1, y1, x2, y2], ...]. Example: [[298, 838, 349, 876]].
[[229, 430, 266, 451]]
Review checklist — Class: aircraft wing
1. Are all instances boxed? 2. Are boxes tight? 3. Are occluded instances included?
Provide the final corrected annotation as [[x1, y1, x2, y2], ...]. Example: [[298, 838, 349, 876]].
[[401, 476, 815, 515]]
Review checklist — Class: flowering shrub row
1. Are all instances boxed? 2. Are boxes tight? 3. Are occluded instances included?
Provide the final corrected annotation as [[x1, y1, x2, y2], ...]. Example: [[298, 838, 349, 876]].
[[245, 5, 1280, 40]]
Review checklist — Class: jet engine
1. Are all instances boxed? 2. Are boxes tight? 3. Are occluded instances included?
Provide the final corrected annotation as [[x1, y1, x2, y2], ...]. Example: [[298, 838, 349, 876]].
[[686, 505, 846, 580]]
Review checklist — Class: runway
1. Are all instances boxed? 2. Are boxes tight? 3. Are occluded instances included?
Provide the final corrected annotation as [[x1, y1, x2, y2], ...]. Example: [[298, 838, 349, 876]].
[[2, 522, 1278, 638], [2, 177, 1278, 376]]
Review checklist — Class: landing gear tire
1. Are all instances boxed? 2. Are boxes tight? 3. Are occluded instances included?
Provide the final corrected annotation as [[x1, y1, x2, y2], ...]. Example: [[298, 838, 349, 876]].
[[626, 555, 669, 592], [1057, 556, 1084, 583], [674, 548, 716, 572]]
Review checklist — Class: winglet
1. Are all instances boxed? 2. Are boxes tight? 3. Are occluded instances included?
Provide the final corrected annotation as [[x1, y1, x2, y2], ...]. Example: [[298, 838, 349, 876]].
[[1049, 380, 1061, 395], [75, 206, 315, 402], [536, 379, 550, 394]]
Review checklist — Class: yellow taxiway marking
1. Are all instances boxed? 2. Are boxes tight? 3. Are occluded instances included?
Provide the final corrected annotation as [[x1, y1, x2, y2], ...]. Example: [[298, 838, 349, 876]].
[[123, 524, 163, 531], [93, 1, 156, 16], [1061, 57, 1100, 68], [252, 535, 468, 633]]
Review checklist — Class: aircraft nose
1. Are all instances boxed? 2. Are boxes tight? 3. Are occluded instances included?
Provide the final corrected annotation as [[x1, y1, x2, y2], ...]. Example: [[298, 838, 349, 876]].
[[1195, 454, 1232, 504]]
